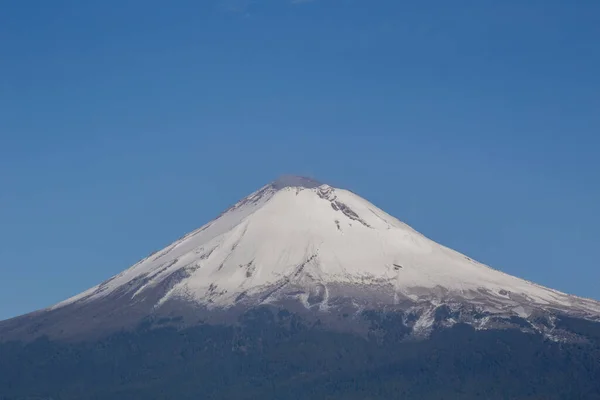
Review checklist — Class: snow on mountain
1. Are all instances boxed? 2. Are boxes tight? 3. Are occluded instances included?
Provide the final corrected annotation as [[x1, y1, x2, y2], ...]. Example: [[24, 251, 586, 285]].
[[50, 176, 600, 327]]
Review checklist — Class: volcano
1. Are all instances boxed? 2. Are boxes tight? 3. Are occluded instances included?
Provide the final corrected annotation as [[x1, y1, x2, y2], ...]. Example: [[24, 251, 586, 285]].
[[2, 176, 598, 340], [1, 176, 600, 400]]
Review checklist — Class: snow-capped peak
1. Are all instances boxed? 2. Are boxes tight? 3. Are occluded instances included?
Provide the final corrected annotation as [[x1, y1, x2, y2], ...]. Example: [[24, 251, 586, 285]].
[[51, 177, 600, 324]]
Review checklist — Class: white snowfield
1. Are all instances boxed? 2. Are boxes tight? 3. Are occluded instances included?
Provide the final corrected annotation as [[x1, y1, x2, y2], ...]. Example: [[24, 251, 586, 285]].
[[52, 177, 600, 320]]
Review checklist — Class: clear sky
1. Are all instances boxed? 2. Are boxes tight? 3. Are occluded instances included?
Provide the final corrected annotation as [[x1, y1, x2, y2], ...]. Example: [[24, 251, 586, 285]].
[[1, 0, 599, 321]]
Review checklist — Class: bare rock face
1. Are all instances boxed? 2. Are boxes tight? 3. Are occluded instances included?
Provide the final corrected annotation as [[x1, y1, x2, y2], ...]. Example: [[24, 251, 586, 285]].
[[1, 176, 599, 341]]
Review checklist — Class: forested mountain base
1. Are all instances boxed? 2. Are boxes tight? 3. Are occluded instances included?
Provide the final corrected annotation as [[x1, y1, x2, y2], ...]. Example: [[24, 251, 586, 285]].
[[1, 310, 599, 400]]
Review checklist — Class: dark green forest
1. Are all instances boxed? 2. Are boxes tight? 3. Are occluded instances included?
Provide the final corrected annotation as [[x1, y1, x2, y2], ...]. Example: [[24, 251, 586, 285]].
[[1, 309, 599, 400]]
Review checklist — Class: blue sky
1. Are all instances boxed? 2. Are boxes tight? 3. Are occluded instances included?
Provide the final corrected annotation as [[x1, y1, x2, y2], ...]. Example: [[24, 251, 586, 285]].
[[1, 0, 599, 320]]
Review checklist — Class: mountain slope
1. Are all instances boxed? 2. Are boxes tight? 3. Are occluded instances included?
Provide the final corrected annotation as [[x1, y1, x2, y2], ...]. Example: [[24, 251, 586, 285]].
[[2, 316, 600, 400]]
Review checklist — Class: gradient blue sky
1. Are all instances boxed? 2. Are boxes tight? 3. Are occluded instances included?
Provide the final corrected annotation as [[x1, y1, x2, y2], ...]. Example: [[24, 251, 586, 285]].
[[1, 0, 599, 320]]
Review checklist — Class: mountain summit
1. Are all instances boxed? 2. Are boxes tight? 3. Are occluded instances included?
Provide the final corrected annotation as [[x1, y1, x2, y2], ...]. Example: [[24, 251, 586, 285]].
[[1, 176, 599, 340]]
